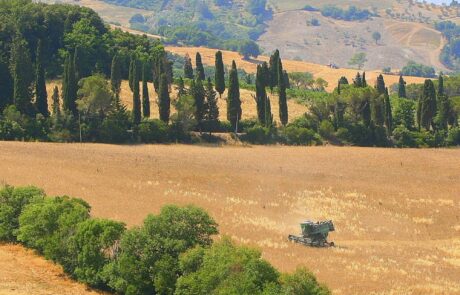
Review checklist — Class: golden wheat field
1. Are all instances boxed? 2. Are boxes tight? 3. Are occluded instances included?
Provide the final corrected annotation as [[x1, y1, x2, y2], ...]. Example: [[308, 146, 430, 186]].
[[0, 142, 459, 295]]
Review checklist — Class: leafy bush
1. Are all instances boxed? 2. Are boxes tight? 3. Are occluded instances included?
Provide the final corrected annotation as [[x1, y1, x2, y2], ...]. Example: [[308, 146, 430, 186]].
[[446, 127, 460, 146], [0, 186, 45, 241], [139, 119, 169, 143], [319, 120, 335, 138], [283, 126, 319, 145], [17, 196, 91, 268], [401, 61, 436, 78], [68, 219, 126, 287], [393, 125, 418, 148], [244, 125, 273, 144], [281, 267, 331, 295], [321, 5, 372, 21]]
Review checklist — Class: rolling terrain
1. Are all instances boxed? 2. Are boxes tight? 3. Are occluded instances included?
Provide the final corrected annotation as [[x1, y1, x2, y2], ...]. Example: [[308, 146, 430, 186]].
[[0, 142, 459, 294]]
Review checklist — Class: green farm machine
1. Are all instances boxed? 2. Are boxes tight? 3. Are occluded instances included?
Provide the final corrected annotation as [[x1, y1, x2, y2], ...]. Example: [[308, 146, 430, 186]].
[[288, 220, 335, 247]]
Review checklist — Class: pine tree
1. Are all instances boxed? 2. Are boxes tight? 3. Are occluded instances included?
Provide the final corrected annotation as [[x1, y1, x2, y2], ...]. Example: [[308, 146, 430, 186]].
[[376, 74, 386, 94], [35, 40, 49, 117], [419, 79, 437, 130], [438, 74, 444, 96], [191, 78, 205, 128], [184, 54, 194, 79], [362, 72, 367, 87], [196, 52, 205, 81], [51, 86, 60, 116], [110, 54, 122, 102], [227, 61, 241, 131], [353, 72, 363, 88], [384, 88, 392, 134], [278, 59, 288, 126], [62, 51, 78, 115], [0, 51, 13, 111], [132, 61, 141, 125], [205, 77, 219, 128], [269, 49, 280, 92], [214, 51, 225, 98], [158, 73, 170, 123], [176, 77, 187, 98], [128, 56, 135, 92], [398, 75, 406, 98], [254, 65, 267, 124], [142, 63, 150, 118], [10, 36, 34, 115]]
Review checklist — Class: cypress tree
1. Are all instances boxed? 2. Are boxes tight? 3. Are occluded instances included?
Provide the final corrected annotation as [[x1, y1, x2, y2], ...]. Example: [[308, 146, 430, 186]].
[[372, 94, 385, 126], [362, 72, 367, 87], [51, 86, 60, 116], [177, 77, 187, 98], [254, 65, 267, 124], [227, 61, 241, 131], [142, 63, 150, 118], [158, 73, 170, 123], [205, 77, 219, 128], [419, 79, 437, 130], [269, 49, 280, 92], [264, 95, 273, 127], [191, 77, 205, 128], [128, 56, 135, 92], [438, 74, 444, 96], [10, 36, 34, 116], [132, 61, 141, 125], [384, 88, 392, 134], [0, 51, 13, 111], [62, 51, 77, 115], [110, 54, 122, 102], [398, 75, 406, 98], [35, 40, 49, 117], [376, 74, 386, 95], [184, 54, 194, 79], [278, 59, 288, 126], [339, 76, 349, 85], [73, 46, 80, 80], [353, 72, 362, 88], [196, 52, 205, 81], [261, 62, 270, 87], [283, 70, 290, 89], [435, 94, 450, 130], [214, 51, 225, 98]]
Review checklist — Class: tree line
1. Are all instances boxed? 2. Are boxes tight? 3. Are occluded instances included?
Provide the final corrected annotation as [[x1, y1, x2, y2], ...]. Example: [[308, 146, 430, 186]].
[[0, 185, 330, 295]]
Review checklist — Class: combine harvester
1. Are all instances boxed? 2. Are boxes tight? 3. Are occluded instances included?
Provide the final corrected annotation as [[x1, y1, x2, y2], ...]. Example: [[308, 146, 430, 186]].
[[288, 220, 335, 247]]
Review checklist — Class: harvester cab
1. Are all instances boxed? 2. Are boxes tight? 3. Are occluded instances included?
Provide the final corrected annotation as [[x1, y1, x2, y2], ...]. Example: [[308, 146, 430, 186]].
[[288, 220, 335, 247]]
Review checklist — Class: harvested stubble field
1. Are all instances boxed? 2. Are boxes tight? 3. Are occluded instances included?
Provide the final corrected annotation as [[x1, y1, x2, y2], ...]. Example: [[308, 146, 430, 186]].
[[0, 142, 459, 294]]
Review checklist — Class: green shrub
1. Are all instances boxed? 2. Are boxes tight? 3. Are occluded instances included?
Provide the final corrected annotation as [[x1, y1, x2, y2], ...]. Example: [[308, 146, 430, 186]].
[[17, 196, 91, 269], [446, 127, 460, 146], [281, 267, 331, 295], [68, 219, 126, 287], [244, 125, 272, 144], [283, 126, 319, 145], [0, 186, 45, 241], [319, 120, 334, 138], [139, 119, 169, 143], [393, 125, 418, 148], [335, 127, 351, 143]]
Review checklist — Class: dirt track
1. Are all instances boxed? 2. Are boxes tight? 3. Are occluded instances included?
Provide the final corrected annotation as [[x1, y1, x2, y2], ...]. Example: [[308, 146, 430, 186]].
[[0, 142, 459, 294]]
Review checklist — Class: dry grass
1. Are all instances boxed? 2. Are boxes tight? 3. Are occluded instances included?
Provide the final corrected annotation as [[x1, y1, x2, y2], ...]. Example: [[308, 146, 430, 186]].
[[46, 80, 308, 123], [0, 142, 459, 294], [166, 46, 427, 92], [0, 243, 106, 295]]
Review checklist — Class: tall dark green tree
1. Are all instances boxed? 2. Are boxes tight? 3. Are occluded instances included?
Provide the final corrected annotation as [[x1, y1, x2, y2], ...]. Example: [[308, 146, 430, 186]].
[[371, 94, 385, 126], [375, 74, 386, 94], [196, 52, 205, 81], [132, 61, 141, 125], [51, 86, 60, 116], [339, 76, 349, 85], [62, 51, 78, 115], [205, 77, 219, 126], [142, 63, 150, 118], [158, 73, 170, 123], [128, 56, 135, 92], [35, 40, 49, 117], [191, 78, 205, 128], [278, 59, 288, 126], [269, 49, 280, 92], [73, 46, 80, 80], [398, 75, 406, 98], [0, 50, 13, 111], [214, 51, 225, 98], [184, 54, 194, 79], [254, 64, 267, 124], [418, 79, 437, 130], [110, 54, 122, 102], [435, 93, 450, 130], [353, 72, 363, 88], [438, 74, 444, 96], [176, 77, 187, 98], [10, 36, 34, 115], [227, 61, 241, 131], [384, 88, 392, 134], [362, 72, 367, 87], [261, 62, 270, 87]]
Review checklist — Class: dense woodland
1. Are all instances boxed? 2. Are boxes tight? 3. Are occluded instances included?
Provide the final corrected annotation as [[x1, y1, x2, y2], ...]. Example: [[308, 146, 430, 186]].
[[0, 0, 459, 147], [0, 185, 331, 294]]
